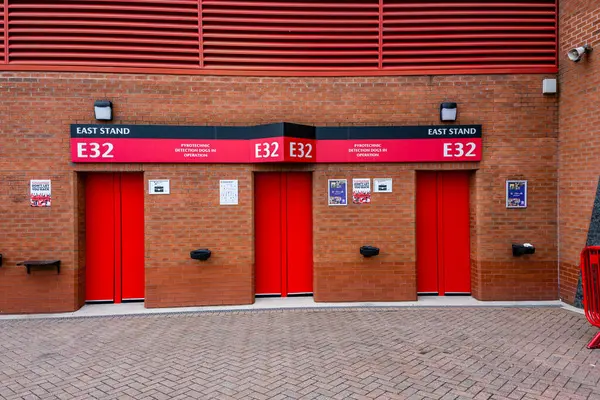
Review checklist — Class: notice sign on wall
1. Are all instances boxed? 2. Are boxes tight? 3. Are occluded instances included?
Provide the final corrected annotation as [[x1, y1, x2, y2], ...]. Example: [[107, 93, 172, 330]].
[[220, 180, 239, 205], [506, 180, 527, 208], [373, 178, 392, 193], [352, 178, 371, 204], [328, 179, 347, 206], [30, 179, 51, 207], [149, 180, 170, 195]]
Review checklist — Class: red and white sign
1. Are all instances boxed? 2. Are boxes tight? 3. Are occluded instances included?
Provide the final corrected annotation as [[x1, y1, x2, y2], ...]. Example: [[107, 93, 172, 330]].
[[71, 124, 482, 163]]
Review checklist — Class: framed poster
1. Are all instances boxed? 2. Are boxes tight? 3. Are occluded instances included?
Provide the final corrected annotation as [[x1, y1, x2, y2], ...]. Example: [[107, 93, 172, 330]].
[[352, 178, 371, 204], [30, 179, 51, 207], [506, 180, 527, 208], [328, 179, 347, 206]]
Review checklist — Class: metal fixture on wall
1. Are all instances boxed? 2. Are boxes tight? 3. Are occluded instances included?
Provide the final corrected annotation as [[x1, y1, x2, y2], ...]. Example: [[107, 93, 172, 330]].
[[567, 45, 592, 62], [94, 100, 113, 121], [440, 102, 457, 122], [190, 249, 212, 261], [512, 243, 535, 257], [360, 246, 380, 257]]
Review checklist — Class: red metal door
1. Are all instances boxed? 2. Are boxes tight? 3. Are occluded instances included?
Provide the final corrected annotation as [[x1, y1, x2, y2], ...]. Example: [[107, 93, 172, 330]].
[[440, 172, 471, 293], [416, 172, 438, 294], [120, 173, 145, 300], [85, 174, 116, 302], [85, 173, 144, 302], [416, 171, 471, 295], [286, 172, 313, 295], [255, 173, 283, 295], [255, 172, 313, 296]]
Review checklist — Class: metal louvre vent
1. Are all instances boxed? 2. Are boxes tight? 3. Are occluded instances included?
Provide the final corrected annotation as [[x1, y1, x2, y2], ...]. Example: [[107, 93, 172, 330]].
[[382, 1, 557, 71], [201, 0, 381, 70], [0, 1, 4, 63], [0, 1, 557, 74], [7, 0, 200, 68]]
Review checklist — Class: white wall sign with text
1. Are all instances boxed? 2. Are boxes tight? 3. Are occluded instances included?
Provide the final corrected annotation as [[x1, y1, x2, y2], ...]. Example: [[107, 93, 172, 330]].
[[220, 180, 239, 205], [149, 180, 170, 195], [373, 178, 393, 193]]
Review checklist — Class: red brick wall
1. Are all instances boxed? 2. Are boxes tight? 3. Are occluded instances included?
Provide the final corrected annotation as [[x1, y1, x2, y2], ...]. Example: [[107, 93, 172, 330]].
[[558, 0, 600, 304], [313, 166, 417, 302], [0, 171, 79, 313], [143, 164, 254, 308], [0, 72, 558, 313]]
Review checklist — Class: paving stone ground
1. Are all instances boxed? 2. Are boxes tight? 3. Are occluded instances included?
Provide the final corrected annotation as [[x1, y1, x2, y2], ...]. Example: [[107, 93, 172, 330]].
[[1, 307, 600, 400]]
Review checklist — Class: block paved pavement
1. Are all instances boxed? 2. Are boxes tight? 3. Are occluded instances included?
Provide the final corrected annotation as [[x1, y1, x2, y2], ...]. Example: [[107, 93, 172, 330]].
[[0, 307, 599, 400]]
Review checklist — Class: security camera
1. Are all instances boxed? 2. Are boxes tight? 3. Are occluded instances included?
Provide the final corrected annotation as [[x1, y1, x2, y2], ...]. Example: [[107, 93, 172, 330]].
[[567, 45, 592, 62]]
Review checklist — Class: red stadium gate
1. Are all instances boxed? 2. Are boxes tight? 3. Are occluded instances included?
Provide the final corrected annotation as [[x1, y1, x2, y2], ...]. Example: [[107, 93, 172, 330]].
[[255, 172, 313, 296], [85, 173, 145, 303], [417, 171, 471, 295]]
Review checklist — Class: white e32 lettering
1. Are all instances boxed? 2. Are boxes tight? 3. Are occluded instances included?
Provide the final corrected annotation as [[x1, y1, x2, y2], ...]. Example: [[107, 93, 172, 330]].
[[289, 142, 313, 159], [443, 142, 476, 158], [254, 142, 280, 158], [76, 142, 114, 158]]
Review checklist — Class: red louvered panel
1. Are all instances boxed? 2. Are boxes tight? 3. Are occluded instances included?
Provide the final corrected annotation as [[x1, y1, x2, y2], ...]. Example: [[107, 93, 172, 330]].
[[1, 1, 5, 63], [7, 0, 200, 68], [0, 1, 557, 75], [382, 1, 557, 71], [202, 0, 380, 70]]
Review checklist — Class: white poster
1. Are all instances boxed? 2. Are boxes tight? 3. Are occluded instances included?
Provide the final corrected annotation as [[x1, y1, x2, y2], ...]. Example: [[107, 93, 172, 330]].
[[220, 180, 239, 205], [373, 178, 393, 193], [149, 180, 170, 195], [352, 178, 371, 204], [30, 179, 51, 207]]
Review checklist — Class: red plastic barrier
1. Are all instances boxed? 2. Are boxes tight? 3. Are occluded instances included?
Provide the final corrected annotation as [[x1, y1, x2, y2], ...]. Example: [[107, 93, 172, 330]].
[[580, 247, 600, 349]]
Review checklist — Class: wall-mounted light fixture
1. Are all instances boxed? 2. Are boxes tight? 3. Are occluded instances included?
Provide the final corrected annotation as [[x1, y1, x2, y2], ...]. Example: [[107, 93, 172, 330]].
[[94, 100, 113, 121], [440, 102, 457, 122], [567, 45, 592, 63]]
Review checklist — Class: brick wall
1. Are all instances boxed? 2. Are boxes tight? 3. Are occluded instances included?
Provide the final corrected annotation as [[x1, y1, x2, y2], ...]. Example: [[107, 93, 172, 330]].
[[0, 72, 558, 313], [313, 166, 417, 302], [558, 0, 600, 304], [143, 164, 254, 308]]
